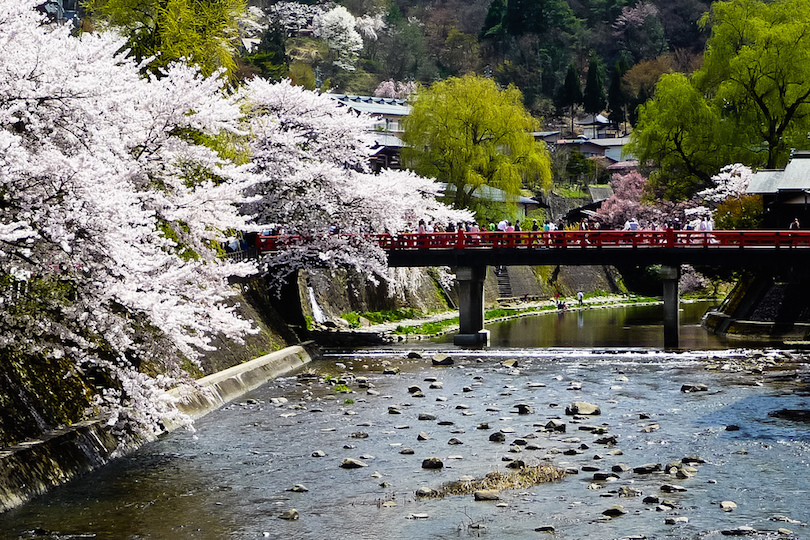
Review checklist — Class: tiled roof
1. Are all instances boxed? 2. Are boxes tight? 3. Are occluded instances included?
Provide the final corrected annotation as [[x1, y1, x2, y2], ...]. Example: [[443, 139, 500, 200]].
[[328, 94, 411, 116], [748, 152, 810, 194]]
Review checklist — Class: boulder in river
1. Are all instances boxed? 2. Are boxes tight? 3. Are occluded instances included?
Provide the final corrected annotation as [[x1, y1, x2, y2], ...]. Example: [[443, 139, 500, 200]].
[[680, 383, 708, 393], [768, 409, 810, 422], [340, 458, 368, 469], [720, 500, 737, 512], [279, 509, 299, 520], [432, 354, 453, 366], [565, 402, 601, 415], [602, 505, 626, 517], [474, 489, 500, 501], [422, 457, 444, 469], [633, 463, 662, 474], [515, 404, 534, 415], [720, 526, 758, 536]]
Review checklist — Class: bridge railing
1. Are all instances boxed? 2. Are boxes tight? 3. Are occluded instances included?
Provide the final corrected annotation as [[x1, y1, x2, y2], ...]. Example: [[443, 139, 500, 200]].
[[254, 230, 810, 253]]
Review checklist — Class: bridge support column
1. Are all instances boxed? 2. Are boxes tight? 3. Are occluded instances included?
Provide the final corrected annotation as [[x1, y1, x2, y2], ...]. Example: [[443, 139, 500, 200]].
[[453, 266, 490, 347], [661, 265, 680, 348]]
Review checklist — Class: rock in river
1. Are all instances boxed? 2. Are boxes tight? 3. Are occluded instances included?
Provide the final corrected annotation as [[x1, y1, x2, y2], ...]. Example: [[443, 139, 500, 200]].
[[474, 490, 500, 501], [279, 509, 299, 520], [340, 458, 368, 469], [422, 457, 444, 469], [565, 402, 601, 416], [432, 354, 453, 366], [602, 505, 626, 517]]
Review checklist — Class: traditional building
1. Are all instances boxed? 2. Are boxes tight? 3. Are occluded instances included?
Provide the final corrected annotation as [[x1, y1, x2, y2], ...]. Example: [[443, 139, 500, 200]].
[[747, 151, 810, 229], [328, 94, 410, 172]]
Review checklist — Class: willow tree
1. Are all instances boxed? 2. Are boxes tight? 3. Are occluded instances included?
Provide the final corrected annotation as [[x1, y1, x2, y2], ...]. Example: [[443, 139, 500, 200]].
[[629, 0, 810, 199], [83, 0, 246, 79], [401, 74, 552, 213]]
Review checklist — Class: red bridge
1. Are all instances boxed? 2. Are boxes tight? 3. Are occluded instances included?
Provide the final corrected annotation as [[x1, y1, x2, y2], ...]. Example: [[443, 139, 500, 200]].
[[257, 229, 810, 267], [256, 230, 810, 348]]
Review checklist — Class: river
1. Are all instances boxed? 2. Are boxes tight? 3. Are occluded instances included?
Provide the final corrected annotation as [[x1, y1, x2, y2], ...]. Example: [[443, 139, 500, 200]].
[[1, 303, 808, 539]]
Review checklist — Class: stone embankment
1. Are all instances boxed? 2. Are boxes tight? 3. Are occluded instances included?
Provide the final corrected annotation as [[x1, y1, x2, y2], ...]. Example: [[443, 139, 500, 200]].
[[0, 344, 315, 513]]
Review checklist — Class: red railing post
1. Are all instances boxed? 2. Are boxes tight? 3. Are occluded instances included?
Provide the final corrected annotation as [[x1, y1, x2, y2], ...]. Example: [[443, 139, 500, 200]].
[[456, 228, 465, 249]]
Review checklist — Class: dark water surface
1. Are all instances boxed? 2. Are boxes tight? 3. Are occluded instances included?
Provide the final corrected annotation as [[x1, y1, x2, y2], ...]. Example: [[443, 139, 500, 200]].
[[2, 304, 809, 539], [436, 300, 729, 349]]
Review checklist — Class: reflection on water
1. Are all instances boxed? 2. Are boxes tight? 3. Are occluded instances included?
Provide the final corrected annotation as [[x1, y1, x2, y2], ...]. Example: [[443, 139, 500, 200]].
[[436, 300, 728, 349]]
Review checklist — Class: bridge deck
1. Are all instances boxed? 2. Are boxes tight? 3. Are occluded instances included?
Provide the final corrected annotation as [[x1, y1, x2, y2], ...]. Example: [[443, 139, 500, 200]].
[[257, 230, 810, 268]]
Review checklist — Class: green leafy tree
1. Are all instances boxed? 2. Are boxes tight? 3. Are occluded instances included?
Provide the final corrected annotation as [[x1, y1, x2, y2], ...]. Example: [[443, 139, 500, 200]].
[[83, 0, 246, 79], [630, 0, 810, 199], [402, 74, 552, 213], [481, 0, 507, 40], [696, 0, 810, 170], [480, 0, 507, 59], [583, 53, 606, 115], [626, 73, 748, 199]]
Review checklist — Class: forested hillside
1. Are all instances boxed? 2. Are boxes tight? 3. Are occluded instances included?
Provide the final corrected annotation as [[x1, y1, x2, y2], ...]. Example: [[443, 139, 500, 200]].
[[244, 0, 708, 126]]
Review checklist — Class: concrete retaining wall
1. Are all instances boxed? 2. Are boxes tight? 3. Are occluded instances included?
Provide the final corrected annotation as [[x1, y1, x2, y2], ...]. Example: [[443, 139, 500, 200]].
[[0, 344, 314, 513], [169, 344, 313, 421]]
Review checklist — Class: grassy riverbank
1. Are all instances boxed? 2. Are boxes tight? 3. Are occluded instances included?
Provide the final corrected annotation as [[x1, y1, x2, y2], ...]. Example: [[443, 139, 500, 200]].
[[340, 294, 700, 339]]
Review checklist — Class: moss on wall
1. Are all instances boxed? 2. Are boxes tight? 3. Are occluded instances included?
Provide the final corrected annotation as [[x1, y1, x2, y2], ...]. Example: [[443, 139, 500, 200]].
[[0, 351, 92, 446]]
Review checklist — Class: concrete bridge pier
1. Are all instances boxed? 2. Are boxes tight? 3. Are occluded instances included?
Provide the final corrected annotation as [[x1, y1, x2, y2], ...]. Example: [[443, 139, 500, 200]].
[[660, 265, 680, 348], [453, 266, 490, 347]]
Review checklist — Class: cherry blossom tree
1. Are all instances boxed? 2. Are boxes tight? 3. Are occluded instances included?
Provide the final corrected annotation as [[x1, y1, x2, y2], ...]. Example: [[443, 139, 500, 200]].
[[268, 1, 326, 35], [1, 0, 258, 447], [312, 6, 364, 71], [239, 78, 472, 284], [374, 79, 417, 99]]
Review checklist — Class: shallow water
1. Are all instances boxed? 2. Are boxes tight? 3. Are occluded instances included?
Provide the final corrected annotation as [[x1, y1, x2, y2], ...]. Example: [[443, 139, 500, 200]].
[[2, 305, 810, 539], [435, 301, 729, 349]]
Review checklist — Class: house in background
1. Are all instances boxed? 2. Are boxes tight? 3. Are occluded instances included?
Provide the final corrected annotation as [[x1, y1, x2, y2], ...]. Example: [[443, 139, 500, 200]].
[[747, 151, 810, 229], [576, 114, 619, 139], [440, 183, 543, 220], [38, 0, 81, 23], [328, 94, 411, 172]]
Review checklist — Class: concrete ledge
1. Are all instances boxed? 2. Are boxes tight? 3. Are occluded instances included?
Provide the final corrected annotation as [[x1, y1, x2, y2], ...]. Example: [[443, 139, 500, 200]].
[[170, 344, 314, 421], [0, 344, 314, 513]]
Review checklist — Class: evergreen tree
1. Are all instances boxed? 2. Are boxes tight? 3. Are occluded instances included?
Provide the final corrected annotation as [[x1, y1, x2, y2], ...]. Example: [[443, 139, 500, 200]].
[[583, 53, 606, 115], [480, 0, 506, 40], [244, 25, 288, 81], [557, 63, 582, 134], [607, 60, 629, 131]]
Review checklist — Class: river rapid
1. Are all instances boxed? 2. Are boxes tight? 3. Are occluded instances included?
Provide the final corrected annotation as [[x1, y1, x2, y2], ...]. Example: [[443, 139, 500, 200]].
[[2, 305, 809, 539]]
